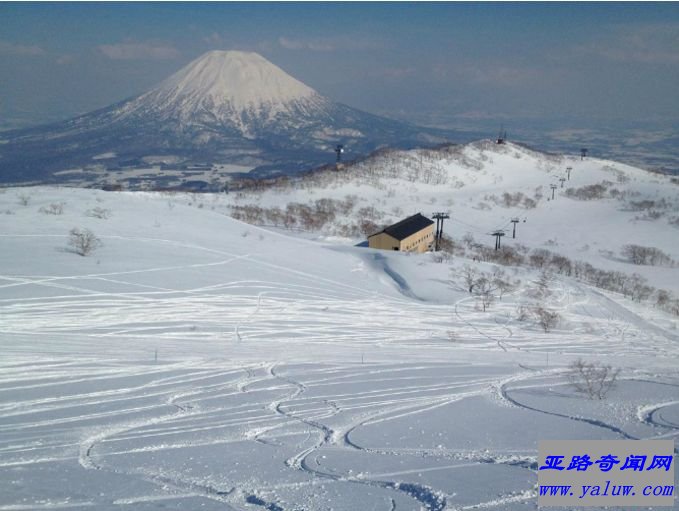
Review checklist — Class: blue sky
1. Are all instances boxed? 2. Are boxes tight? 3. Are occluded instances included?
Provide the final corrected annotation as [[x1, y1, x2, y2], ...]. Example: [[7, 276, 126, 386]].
[[2, 2, 679, 131]]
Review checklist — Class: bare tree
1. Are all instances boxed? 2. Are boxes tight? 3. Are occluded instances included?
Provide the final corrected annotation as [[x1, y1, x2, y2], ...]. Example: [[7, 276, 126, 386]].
[[492, 270, 513, 300], [621, 244, 674, 267], [567, 359, 620, 399], [533, 306, 560, 332], [535, 270, 553, 297], [474, 277, 496, 312], [529, 249, 551, 269], [461, 264, 479, 294], [68, 228, 102, 256]]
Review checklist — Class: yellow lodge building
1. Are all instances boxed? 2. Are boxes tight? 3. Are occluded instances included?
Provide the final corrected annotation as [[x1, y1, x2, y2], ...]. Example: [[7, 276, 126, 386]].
[[367, 213, 435, 253]]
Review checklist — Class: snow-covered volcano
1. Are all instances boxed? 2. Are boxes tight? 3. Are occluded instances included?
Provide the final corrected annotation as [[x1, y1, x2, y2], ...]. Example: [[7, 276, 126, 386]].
[[118, 51, 332, 138], [0, 51, 454, 185]]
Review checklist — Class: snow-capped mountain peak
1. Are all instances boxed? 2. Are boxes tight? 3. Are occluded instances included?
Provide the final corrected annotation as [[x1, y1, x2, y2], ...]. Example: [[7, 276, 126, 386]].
[[123, 50, 327, 131], [152, 50, 319, 112]]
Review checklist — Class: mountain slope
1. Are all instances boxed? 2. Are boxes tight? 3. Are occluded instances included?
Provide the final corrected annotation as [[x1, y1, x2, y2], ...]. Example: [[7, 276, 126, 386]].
[[219, 140, 679, 296], [0, 51, 453, 185]]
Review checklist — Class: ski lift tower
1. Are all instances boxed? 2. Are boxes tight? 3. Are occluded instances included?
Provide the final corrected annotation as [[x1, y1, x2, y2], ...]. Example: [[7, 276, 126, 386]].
[[432, 212, 450, 251], [335, 144, 344, 163], [491, 230, 506, 250], [496, 125, 507, 145], [510, 217, 520, 238]]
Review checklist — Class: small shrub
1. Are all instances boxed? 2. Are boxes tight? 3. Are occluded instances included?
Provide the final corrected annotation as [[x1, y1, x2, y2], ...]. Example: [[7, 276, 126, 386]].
[[39, 202, 65, 215], [564, 183, 608, 200], [68, 228, 102, 256], [532, 271, 553, 299], [515, 304, 530, 322], [17, 193, 30, 206], [86, 207, 111, 219]]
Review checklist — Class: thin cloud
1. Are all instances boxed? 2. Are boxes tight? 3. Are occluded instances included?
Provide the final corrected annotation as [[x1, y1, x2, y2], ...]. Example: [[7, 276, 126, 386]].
[[203, 32, 225, 47], [438, 62, 556, 88], [56, 55, 74, 65], [577, 23, 679, 64], [98, 41, 180, 60], [376, 67, 417, 79], [279, 37, 335, 52], [0, 40, 45, 56], [278, 36, 386, 52]]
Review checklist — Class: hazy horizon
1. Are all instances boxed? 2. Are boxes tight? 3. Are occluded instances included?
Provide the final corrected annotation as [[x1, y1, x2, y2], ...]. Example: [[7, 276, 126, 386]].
[[2, 2, 678, 172]]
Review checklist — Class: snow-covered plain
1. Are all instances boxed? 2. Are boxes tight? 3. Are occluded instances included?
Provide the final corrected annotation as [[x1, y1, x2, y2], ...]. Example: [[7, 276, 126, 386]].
[[0, 184, 678, 510]]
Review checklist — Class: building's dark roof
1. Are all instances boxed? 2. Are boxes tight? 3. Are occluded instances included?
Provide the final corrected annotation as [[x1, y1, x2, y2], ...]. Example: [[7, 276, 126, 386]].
[[369, 213, 434, 241]]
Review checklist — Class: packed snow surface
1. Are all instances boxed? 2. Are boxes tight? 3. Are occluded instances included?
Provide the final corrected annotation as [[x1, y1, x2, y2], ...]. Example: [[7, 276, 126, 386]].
[[0, 185, 677, 510]]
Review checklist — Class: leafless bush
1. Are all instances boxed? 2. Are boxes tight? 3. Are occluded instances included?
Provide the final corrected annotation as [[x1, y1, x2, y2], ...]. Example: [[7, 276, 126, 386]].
[[457, 235, 679, 319], [567, 359, 620, 399], [432, 251, 452, 264], [529, 249, 551, 269], [564, 183, 608, 200], [493, 272, 514, 300], [625, 198, 672, 213], [533, 306, 560, 332], [487, 191, 538, 209], [39, 202, 65, 215], [437, 235, 455, 254], [86, 207, 112, 219], [360, 219, 379, 237], [494, 246, 524, 266], [655, 289, 672, 308], [522, 197, 538, 209], [621, 244, 674, 267], [68, 228, 102, 256], [528, 271, 553, 300], [625, 273, 654, 302], [549, 254, 573, 276], [515, 304, 530, 322], [17, 193, 30, 206]]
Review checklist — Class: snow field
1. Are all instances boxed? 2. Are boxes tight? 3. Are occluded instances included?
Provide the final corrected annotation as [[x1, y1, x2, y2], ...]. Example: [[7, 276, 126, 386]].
[[0, 186, 677, 510]]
